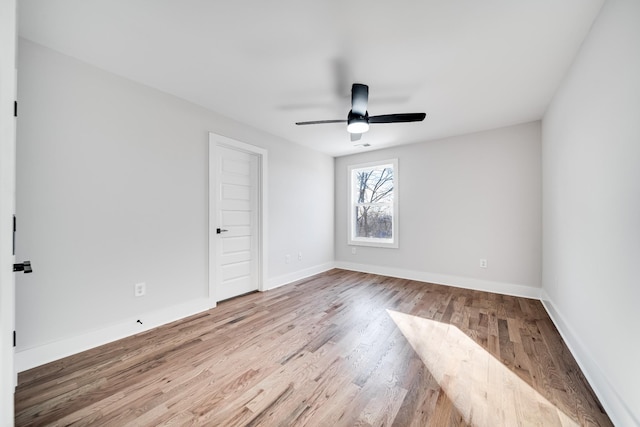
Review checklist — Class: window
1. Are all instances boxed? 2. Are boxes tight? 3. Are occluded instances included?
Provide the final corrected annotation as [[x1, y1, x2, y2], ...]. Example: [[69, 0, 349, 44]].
[[348, 159, 398, 248]]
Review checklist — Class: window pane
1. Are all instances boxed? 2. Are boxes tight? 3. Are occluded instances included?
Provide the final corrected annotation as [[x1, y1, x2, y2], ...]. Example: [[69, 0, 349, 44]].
[[354, 205, 393, 239], [353, 167, 393, 204]]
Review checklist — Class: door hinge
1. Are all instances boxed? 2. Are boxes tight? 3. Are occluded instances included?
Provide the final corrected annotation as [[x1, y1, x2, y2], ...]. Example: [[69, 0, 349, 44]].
[[13, 331, 16, 347], [13, 215, 16, 255], [14, 101, 17, 117]]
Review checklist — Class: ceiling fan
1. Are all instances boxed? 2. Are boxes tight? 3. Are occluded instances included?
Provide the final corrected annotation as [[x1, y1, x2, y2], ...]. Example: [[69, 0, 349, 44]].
[[295, 83, 426, 142]]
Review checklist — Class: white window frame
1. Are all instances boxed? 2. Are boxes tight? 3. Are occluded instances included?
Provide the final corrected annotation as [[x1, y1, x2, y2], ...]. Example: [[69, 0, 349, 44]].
[[348, 159, 398, 248]]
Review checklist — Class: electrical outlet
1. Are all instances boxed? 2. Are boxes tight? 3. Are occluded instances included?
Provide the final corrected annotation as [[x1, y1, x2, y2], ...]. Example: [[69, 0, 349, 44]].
[[298, 251, 303, 261], [479, 259, 488, 268], [351, 247, 357, 255], [285, 254, 291, 264], [134, 282, 146, 297]]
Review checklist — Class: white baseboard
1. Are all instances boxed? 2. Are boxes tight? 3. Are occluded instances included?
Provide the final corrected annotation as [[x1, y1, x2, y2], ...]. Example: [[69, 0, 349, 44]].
[[266, 262, 336, 290], [15, 298, 213, 374], [334, 261, 541, 299], [540, 290, 639, 427]]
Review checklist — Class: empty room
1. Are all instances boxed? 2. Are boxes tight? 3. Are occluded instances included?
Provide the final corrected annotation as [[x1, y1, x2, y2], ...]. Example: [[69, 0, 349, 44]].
[[1, 0, 638, 425]]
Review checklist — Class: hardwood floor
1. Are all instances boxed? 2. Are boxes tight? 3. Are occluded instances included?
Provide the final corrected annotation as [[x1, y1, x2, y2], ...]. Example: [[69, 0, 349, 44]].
[[15, 269, 612, 426]]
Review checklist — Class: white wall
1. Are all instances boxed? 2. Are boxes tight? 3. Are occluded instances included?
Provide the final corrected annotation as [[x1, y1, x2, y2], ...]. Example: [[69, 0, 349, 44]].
[[541, 0, 640, 424], [267, 138, 334, 287], [335, 122, 541, 297], [15, 39, 334, 370]]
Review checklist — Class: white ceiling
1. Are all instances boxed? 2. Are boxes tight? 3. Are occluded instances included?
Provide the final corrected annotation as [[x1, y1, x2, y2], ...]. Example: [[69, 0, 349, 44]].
[[18, 0, 604, 157]]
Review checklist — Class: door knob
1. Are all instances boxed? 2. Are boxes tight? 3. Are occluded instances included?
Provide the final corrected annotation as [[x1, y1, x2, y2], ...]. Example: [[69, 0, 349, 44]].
[[14, 261, 32, 273], [216, 228, 228, 234]]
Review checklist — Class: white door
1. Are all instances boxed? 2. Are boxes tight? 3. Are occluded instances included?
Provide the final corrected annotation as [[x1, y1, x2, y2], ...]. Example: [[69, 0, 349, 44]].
[[1, 0, 18, 424], [209, 134, 266, 303]]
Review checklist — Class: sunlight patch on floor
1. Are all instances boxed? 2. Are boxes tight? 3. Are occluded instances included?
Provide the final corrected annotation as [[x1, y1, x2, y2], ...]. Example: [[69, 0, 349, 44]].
[[387, 309, 578, 427]]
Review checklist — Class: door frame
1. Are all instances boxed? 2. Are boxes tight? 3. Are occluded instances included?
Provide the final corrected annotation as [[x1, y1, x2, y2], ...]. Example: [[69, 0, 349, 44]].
[[208, 133, 267, 307], [0, 0, 17, 423]]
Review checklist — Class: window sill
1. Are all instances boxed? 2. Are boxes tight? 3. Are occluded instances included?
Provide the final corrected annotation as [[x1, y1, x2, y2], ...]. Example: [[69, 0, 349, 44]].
[[348, 238, 398, 249]]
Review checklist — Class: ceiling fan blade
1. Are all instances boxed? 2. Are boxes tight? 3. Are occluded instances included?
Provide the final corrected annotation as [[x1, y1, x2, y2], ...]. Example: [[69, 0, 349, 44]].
[[351, 83, 369, 116], [368, 113, 426, 124], [350, 132, 362, 142], [295, 119, 347, 125]]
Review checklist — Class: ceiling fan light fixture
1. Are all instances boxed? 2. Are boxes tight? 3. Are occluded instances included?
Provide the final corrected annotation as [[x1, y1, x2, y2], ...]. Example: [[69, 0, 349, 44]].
[[347, 121, 369, 134], [347, 113, 369, 133]]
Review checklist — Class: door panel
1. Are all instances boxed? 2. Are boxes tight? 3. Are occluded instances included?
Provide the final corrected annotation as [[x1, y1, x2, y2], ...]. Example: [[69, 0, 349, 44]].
[[222, 157, 251, 176], [222, 236, 251, 253], [221, 210, 251, 227], [222, 261, 251, 281], [222, 183, 250, 201]]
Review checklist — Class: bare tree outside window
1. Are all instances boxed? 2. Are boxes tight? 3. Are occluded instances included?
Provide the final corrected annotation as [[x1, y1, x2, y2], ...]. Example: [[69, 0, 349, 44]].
[[349, 159, 397, 248]]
